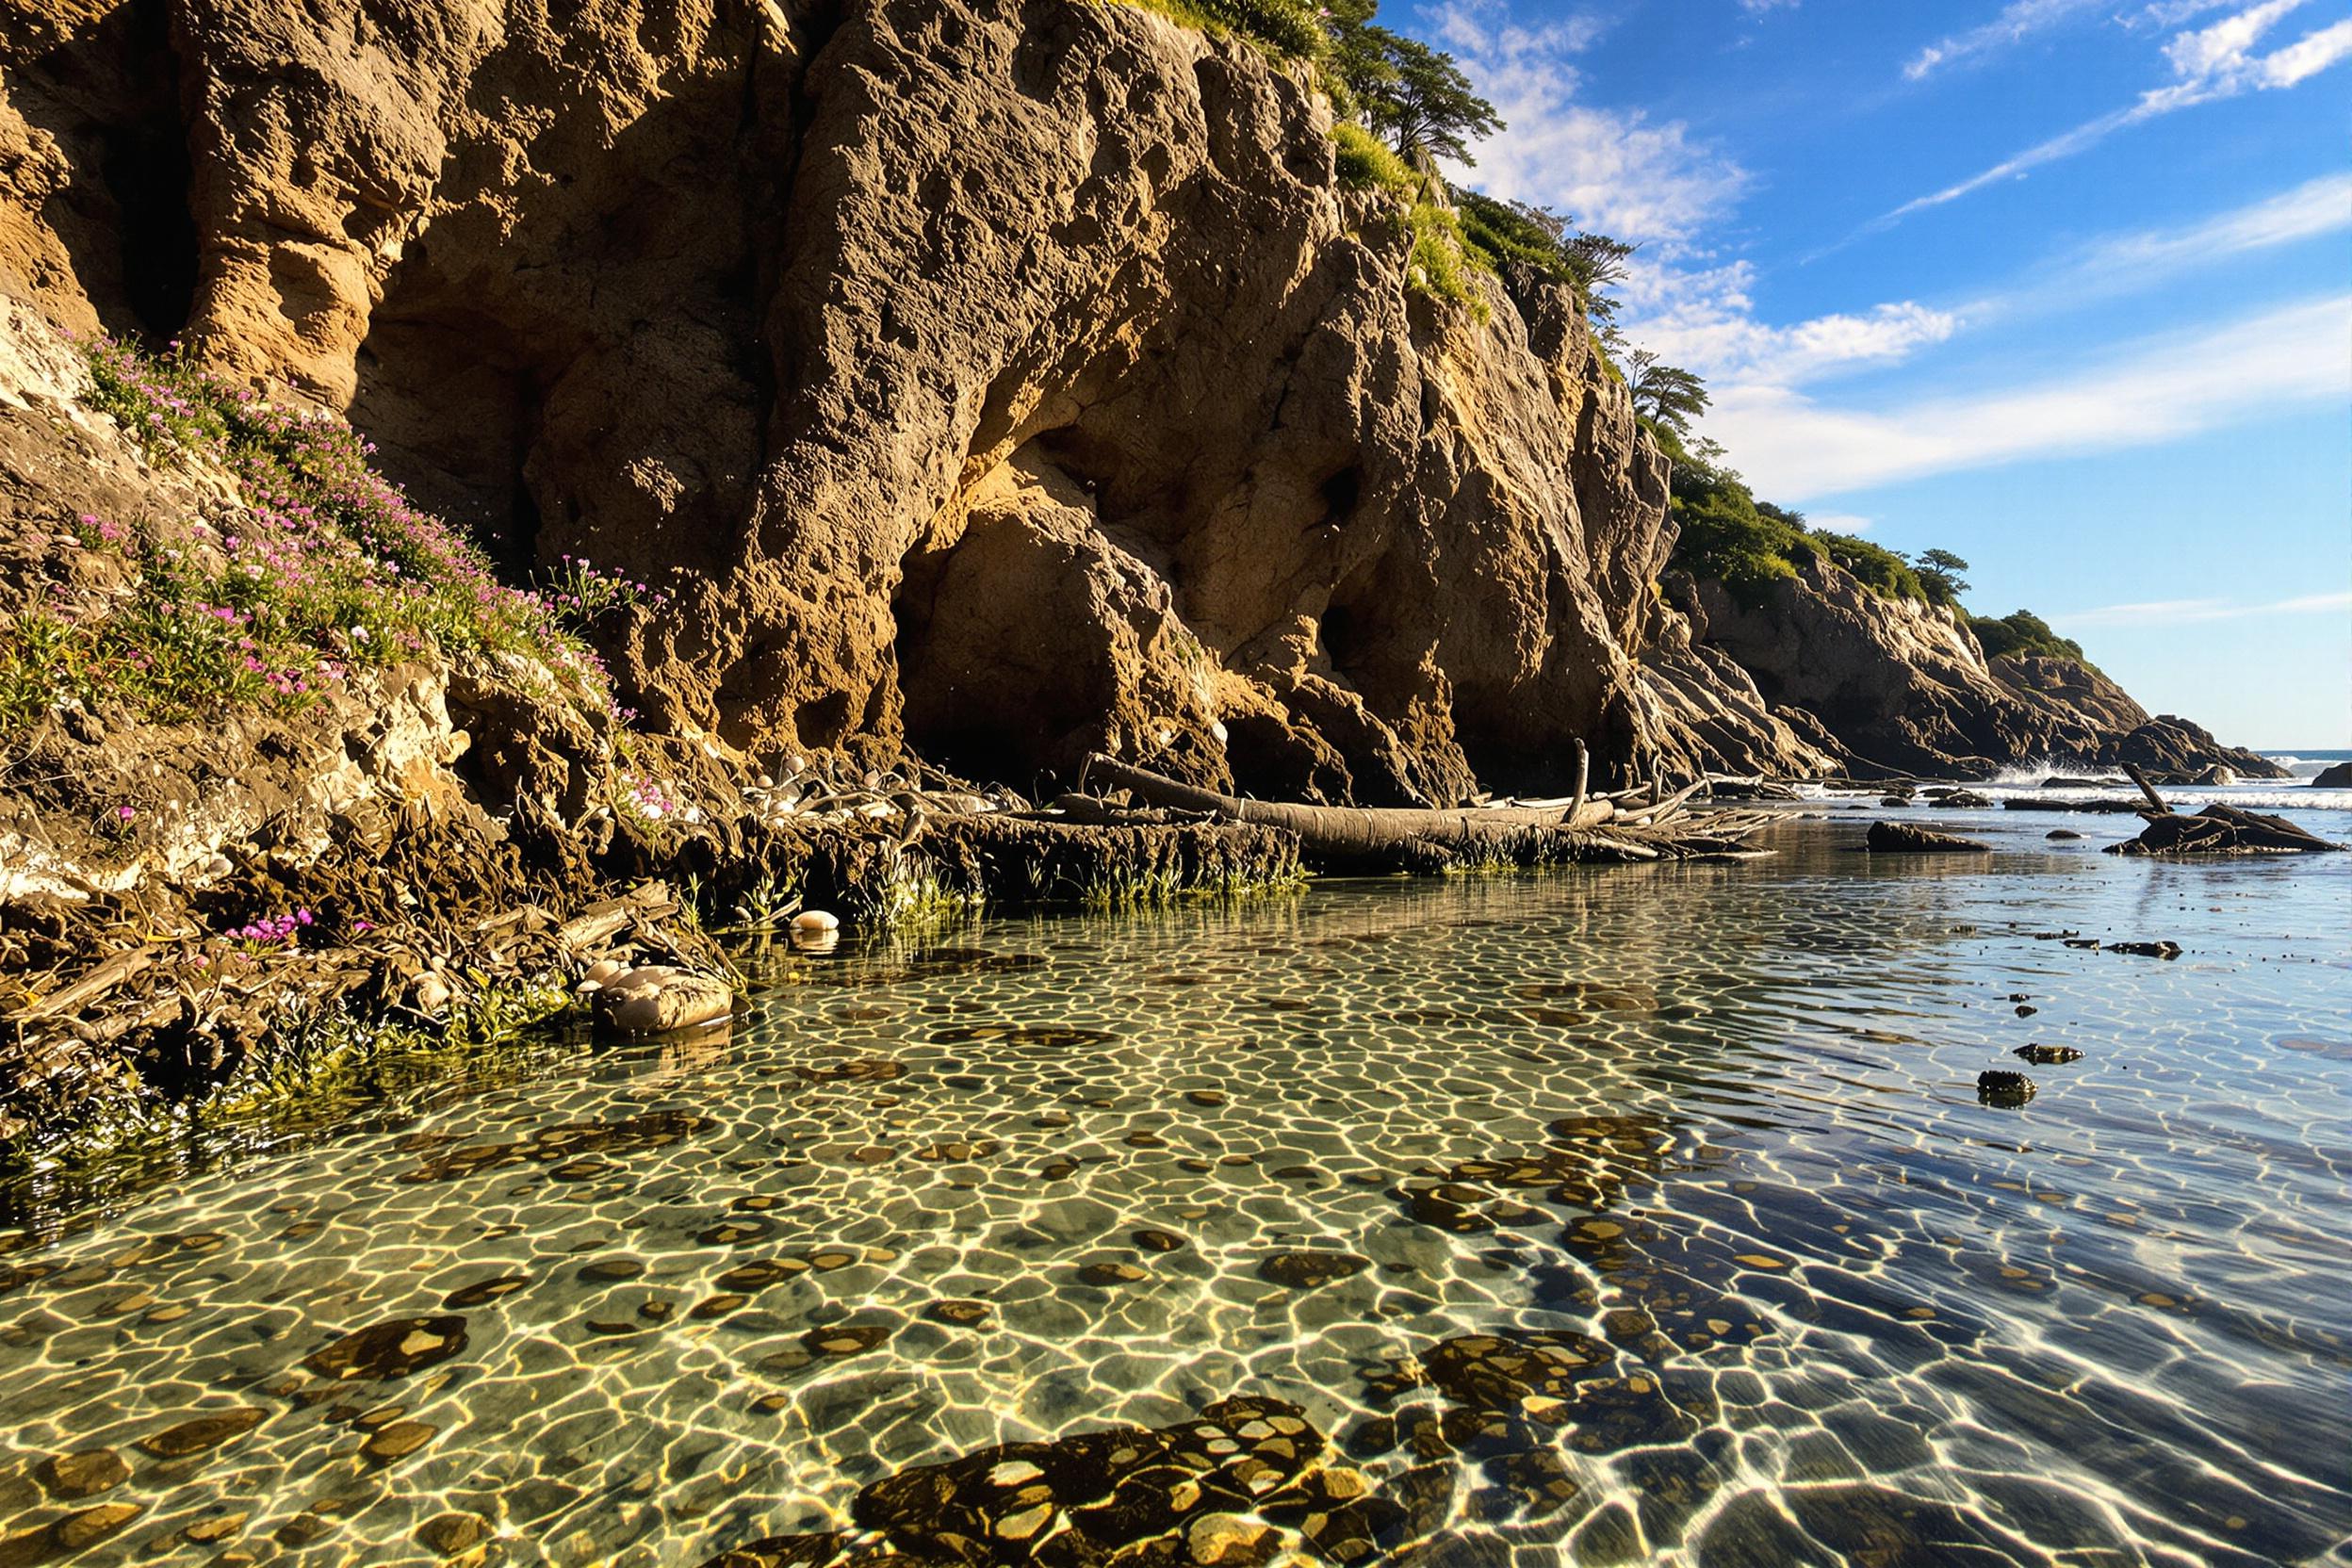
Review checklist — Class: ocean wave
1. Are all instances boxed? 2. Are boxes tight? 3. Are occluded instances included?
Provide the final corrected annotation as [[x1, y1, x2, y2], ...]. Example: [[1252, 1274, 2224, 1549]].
[[1970, 784, 2352, 814]]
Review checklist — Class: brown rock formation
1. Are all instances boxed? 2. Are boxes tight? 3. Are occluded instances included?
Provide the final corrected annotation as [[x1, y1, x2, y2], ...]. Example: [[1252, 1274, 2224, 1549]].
[[1692, 558, 2281, 779], [2, 0, 1830, 803]]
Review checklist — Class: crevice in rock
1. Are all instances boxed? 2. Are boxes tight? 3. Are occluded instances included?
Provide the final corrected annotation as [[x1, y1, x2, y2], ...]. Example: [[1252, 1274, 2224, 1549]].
[[96, 0, 196, 338]]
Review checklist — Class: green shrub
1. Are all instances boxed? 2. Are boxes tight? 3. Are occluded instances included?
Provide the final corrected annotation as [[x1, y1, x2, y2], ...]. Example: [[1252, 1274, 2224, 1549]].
[[1102, 0, 1326, 57], [1970, 610, 2087, 663], [1402, 200, 1491, 311], [1668, 465, 1805, 606], [1813, 531, 1927, 602]]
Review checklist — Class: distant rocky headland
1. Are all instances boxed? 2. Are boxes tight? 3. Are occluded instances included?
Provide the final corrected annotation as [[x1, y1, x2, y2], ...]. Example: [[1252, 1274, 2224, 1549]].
[[0, 0, 2280, 1152]]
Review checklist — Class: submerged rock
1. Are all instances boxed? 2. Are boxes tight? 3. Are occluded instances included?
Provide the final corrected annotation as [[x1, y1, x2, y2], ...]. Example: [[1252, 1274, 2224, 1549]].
[[1867, 822, 1990, 854], [303, 1316, 469, 1380], [2013, 1045, 2082, 1065], [1976, 1070, 2037, 1106], [35, 1448, 129, 1499], [1256, 1251, 1371, 1290]]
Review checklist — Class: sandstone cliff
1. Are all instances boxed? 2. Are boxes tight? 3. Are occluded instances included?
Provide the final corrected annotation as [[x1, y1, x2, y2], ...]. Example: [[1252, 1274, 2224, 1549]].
[[1689, 557, 2282, 780], [3, 0, 1833, 807]]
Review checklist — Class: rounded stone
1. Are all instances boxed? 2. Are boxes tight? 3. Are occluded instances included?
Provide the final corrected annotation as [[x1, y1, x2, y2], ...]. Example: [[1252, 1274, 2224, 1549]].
[[303, 1316, 469, 1380], [360, 1421, 438, 1463], [595, 965, 735, 1035], [416, 1513, 488, 1557], [36, 1448, 128, 1500], [1255, 1251, 1370, 1290], [137, 1407, 267, 1458]]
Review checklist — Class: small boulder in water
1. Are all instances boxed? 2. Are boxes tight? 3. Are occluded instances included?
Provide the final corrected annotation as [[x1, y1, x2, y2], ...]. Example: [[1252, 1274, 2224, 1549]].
[[594, 965, 734, 1035], [1977, 1070, 2036, 1105], [2045, 829, 2082, 841], [2014, 1045, 2082, 1065], [1868, 822, 1990, 854], [2311, 761, 2352, 788], [2107, 805, 2345, 857], [2109, 940, 2181, 960]]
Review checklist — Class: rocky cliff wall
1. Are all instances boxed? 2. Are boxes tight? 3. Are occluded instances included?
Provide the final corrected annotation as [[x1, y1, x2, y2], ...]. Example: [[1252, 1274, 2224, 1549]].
[[1690, 559, 2282, 779], [2, 0, 1833, 804]]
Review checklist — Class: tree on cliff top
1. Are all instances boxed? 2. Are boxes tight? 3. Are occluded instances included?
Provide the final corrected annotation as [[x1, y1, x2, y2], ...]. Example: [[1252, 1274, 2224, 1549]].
[[1336, 22, 1503, 165], [1626, 351, 1711, 440], [1915, 548, 1969, 606], [1452, 191, 1639, 318]]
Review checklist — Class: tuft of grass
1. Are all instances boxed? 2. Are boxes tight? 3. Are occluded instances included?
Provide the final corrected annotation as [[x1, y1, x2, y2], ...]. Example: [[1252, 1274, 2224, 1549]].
[[1333, 122, 1417, 195], [3, 334, 664, 736], [1096, 0, 1326, 57], [1402, 201, 1491, 316]]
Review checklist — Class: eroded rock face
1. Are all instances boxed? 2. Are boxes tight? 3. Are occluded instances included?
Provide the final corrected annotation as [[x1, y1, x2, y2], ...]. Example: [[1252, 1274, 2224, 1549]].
[[1693, 561, 2281, 779], [3, 0, 1829, 800]]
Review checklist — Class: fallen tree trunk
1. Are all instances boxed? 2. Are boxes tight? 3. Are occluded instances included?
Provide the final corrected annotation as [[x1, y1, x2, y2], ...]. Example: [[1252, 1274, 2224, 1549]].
[[1082, 754, 1613, 868]]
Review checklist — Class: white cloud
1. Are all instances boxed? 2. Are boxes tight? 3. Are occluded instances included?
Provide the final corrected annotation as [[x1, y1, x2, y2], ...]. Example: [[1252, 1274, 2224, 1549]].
[[2158, 0, 2308, 82], [1625, 278, 1959, 388], [1904, 0, 2106, 80], [1870, 3, 2352, 231], [2056, 591, 2352, 627], [1805, 513, 1878, 534], [1738, 0, 1800, 13], [1431, 2, 1746, 248], [2129, 1, 2237, 25], [1958, 172, 2352, 321], [1700, 293, 2352, 498]]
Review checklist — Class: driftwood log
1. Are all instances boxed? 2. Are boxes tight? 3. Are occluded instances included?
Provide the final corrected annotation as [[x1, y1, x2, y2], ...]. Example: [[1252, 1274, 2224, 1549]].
[[1078, 754, 1780, 872], [2106, 805, 2344, 857], [1082, 755, 1612, 869]]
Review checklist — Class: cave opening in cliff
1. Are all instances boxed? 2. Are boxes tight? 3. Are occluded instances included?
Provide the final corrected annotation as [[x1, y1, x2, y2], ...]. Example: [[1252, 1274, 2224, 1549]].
[[890, 543, 1097, 793], [93, 0, 199, 339], [347, 271, 547, 582]]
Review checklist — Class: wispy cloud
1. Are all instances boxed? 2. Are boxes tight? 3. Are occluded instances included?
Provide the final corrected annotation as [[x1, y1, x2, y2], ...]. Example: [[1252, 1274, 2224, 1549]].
[[1862, 2, 2352, 237], [1622, 261, 1959, 386], [1957, 172, 2352, 321], [1431, 1, 1745, 247], [1905, 0, 2106, 80], [1701, 294, 2352, 498], [2055, 591, 2352, 628], [1805, 513, 1878, 534]]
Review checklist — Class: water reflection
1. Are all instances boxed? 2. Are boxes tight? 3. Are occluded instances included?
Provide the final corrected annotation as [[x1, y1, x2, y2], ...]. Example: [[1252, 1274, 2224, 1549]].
[[0, 819, 2346, 1565]]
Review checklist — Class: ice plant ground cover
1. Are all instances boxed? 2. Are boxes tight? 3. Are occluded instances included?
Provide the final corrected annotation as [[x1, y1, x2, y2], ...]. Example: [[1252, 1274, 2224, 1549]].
[[0, 334, 663, 735]]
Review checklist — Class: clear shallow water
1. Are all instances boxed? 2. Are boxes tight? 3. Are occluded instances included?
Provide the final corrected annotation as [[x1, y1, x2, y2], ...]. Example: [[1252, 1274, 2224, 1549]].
[[2, 813, 2348, 1567]]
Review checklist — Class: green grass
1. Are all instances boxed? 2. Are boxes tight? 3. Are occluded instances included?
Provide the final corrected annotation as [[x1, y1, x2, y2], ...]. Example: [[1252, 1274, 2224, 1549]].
[[1333, 122, 1417, 195], [1097, 0, 1326, 57]]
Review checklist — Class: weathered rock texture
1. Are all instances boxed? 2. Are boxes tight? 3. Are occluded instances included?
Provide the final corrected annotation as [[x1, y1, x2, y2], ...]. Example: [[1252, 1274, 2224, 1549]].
[[3, 0, 2270, 795], [1690, 560, 2281, 780], [3, 0, 1835, 804]]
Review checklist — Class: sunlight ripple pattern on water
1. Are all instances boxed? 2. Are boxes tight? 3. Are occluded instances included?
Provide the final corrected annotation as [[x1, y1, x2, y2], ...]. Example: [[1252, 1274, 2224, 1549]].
[[1, 817, 2347, 1566]]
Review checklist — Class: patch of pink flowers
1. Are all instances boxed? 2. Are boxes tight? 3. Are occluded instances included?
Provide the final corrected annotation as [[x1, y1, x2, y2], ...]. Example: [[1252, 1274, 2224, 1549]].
[[228, 908, 314, 944]]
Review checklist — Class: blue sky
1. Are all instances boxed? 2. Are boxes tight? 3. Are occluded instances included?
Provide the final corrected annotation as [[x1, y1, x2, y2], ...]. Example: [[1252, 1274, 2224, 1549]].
[[1420, 0, 2351, 748]]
